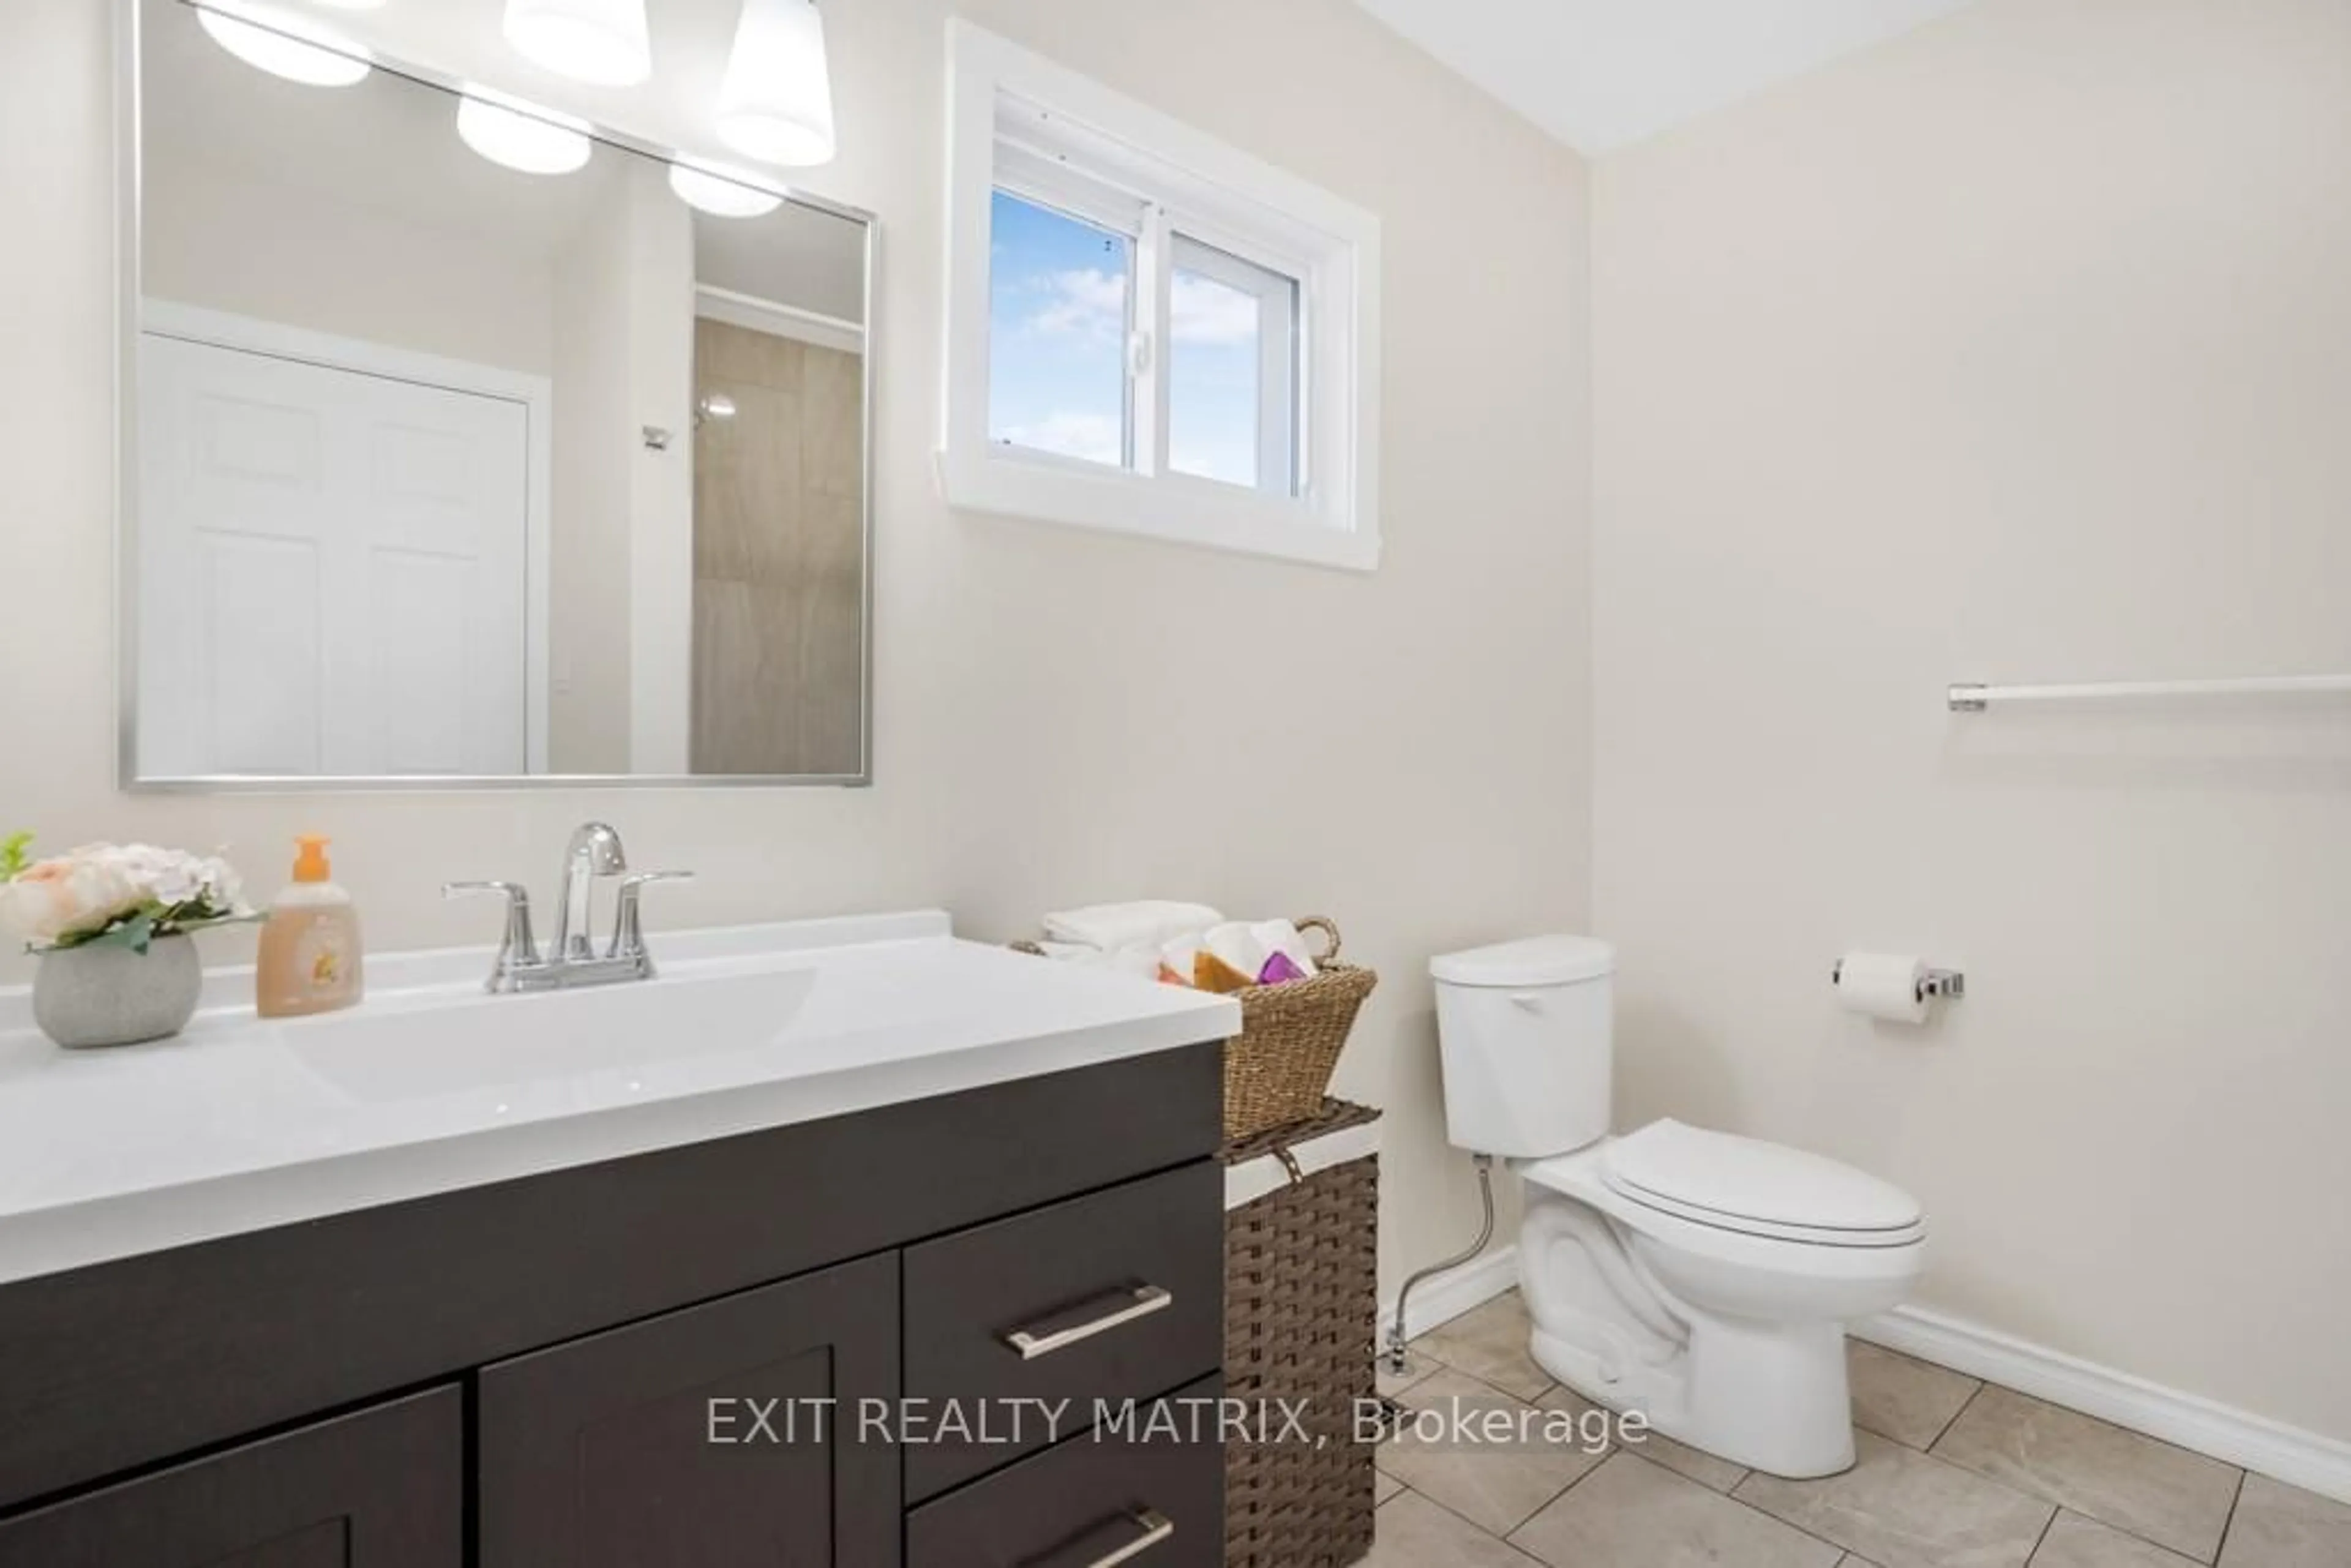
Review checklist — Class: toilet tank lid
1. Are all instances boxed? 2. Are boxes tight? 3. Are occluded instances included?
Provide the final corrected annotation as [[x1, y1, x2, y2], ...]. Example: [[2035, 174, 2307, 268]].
[[1430, 935, 1615, 987]]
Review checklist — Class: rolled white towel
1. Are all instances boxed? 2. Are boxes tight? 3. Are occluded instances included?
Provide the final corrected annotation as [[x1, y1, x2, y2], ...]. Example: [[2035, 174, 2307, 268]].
[[1043, 900, 1223, 951]]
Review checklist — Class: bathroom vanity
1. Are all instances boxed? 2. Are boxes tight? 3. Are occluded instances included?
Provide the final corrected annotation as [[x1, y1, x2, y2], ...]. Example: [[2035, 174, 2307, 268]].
[[0, 913, 1239, 1567]]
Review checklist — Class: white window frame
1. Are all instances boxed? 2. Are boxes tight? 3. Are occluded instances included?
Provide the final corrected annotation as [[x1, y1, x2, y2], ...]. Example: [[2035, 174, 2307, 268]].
[[941, 21, 1382, 572]]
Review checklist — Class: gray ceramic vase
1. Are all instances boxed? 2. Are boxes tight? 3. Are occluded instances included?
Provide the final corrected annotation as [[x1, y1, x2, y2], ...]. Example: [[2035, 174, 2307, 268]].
[[32, 932, 203, 1049]]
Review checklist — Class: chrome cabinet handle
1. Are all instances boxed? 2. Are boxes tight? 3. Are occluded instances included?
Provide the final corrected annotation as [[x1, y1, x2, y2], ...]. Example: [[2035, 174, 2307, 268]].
[[1002, 1285, 1171, 1360], [1025, 1509, 1173, 1568]]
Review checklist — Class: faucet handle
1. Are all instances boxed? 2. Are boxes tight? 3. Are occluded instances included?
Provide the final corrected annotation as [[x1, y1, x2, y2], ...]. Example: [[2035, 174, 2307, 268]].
[[609, 871, 692, 961], [443, 880, 541, 973]]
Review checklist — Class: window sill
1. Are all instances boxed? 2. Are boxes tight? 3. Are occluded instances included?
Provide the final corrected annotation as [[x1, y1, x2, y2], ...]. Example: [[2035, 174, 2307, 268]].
[[940, 447, 1381, 574]]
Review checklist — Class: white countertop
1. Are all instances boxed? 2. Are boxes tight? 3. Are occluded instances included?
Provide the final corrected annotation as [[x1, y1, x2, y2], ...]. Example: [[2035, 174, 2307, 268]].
[[0, 912, 1240, 1287]]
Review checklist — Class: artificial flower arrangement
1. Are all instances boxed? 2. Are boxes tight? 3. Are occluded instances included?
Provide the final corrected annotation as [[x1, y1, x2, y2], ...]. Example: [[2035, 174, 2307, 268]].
[[0, 833, 253, 953]]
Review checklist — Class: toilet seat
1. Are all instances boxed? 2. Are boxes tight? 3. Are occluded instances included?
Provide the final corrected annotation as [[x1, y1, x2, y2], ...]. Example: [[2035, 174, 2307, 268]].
[[1600, 1120, 1925, 1248]]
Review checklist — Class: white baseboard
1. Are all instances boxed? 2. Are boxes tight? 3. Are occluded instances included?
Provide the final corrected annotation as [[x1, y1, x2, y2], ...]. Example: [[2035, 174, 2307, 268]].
[[1858, 1304, 2351, 1506], [1375, 1247, 2351, 1505], [1381, 1244, 1519, 1345]]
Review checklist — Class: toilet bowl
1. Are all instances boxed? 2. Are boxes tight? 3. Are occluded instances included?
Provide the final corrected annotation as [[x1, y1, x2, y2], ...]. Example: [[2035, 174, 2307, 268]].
[[1430, 936, 1926, 1479]]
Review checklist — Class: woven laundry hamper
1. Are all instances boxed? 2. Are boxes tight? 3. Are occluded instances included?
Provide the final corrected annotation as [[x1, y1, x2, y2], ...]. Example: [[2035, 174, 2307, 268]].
[[1221, 1100, 1382, 1568]]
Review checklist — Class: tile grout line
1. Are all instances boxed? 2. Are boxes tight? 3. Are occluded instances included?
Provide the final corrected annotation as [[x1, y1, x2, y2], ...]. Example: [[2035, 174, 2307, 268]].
[[1378, 1362, 1611, 1554], [1720, 1471, 1871, 1563], [1925, 1405, 2244, 1564], [1927, 1378, 1990, 1453], [1950, 1364, 2278, 1473], [1385, 1475, 1543, 1560], [1499, 1428, 1623, 1550], [2207, 1468, 2249, 1567], [2021, 1501, 2063, 1566]]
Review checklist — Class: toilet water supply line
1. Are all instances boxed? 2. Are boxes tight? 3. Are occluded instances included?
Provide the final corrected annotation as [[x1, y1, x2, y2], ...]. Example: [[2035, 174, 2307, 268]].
[[1385, 1154, 1495, 1376]]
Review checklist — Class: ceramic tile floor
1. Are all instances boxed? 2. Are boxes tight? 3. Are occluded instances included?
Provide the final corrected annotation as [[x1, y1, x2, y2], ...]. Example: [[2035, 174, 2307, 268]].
[[1368, 1292, 2351, 1568]]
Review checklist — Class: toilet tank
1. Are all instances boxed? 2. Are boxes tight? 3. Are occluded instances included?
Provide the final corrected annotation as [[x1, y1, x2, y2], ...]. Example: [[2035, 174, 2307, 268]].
[[1430, 936, 1615, 1158]]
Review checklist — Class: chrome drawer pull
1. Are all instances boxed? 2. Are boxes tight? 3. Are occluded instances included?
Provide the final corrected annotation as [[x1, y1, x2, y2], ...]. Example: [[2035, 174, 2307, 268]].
[[1002, 1285, 1171, 1360], [1054, 1509, 1172, 1568]]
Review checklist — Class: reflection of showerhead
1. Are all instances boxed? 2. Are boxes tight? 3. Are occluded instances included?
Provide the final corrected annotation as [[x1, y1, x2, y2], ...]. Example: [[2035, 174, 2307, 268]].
[[694, 392, 738, 427]]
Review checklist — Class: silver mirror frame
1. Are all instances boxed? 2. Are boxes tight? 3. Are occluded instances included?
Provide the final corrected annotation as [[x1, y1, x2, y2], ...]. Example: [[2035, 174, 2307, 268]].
[[114, 0, 877, 792]]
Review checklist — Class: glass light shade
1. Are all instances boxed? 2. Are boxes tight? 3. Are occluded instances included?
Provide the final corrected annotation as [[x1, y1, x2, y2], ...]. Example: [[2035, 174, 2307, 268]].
[[195, 5, 372, 86], [666, 164, 784, 219], [456, 94, 594, 176], [714, 0, 836, 167], [501, 0, 651, 87]]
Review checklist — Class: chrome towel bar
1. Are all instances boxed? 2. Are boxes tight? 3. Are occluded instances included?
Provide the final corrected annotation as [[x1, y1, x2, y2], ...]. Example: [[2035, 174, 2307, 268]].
[[1949, 673, 2351, 713]]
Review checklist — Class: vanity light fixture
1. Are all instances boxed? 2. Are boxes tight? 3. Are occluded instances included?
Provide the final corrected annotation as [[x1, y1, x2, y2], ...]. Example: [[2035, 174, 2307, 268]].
[[667, 163, 785, 219], [714, 0, 837, 167], [501, 0, 651, 87], [194, 2, 372, 87], [456, 92, 594, 176]]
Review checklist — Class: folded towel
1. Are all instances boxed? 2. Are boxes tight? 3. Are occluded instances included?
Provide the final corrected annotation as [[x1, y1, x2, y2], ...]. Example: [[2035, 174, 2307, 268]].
[[1043, 900, 1223, 951], [1035, 940, 1164, 981]]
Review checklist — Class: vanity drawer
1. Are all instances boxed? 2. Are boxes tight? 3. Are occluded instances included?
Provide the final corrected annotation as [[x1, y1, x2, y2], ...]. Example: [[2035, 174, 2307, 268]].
[[902, 1160, 1223, 1499], [907, 1373, 1223, 1568]]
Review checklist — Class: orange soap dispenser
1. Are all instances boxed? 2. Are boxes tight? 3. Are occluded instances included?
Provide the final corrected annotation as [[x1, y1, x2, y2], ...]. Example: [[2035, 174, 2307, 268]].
[[255, 836, 364, 1018]]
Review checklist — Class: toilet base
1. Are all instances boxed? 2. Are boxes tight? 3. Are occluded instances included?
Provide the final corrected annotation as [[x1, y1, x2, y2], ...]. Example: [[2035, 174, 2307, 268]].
[[1515, 1178, 1896, 1480], [1532, 1315, 1858, 1479]]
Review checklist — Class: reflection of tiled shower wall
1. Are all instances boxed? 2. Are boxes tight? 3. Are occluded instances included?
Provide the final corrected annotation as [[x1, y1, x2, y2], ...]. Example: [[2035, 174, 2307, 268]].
[[689, 317, 864, 776]]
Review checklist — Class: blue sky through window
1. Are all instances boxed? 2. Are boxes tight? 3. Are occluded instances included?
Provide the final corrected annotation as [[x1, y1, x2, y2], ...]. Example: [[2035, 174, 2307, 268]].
[[1168, 267, 1261, 489], [988, 190, 1129, 467], [988, 190, 1269, 486]]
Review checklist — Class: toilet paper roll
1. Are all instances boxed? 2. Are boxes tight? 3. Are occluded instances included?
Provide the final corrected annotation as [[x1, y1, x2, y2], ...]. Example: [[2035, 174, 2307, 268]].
[[1836, 952, 1929, 1024]]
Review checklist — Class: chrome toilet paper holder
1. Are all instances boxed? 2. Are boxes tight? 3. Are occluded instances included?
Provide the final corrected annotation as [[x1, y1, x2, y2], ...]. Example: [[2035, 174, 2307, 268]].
[[1831, 960, 1966, 1003]]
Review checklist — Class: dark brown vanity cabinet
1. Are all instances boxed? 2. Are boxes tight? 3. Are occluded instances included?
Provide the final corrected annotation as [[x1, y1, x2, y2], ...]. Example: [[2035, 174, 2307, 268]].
[[0, 1389, 463, 1568], [0, 1043, 1228, 1568], [480, 1254, 902, 1568]]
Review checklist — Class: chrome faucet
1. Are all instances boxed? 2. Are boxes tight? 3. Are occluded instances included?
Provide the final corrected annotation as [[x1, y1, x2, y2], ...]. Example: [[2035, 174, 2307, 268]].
[[554, 822, 627, 962], [444, 823, 692, 994]]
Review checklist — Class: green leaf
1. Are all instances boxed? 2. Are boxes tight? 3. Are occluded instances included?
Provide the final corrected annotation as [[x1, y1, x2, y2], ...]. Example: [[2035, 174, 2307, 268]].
[[55, 910, 157, 955], [0, 832, 31, 880]]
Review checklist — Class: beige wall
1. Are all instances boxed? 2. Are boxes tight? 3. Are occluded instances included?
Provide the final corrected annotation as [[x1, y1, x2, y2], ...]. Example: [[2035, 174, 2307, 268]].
[[624, 162, 697, 776], [0, 0, 1591, 1297], [1593, 0, 2351, 1439], [547, 162, 640, 775], [141, 154, 556, 377]]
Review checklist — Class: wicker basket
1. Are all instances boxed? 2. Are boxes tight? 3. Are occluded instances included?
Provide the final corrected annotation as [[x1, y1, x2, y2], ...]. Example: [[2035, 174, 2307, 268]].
[[1223, 1099, 1381, 1568], [1017, 916, 1376, 1143], [1217, 918, 1376, 1142]]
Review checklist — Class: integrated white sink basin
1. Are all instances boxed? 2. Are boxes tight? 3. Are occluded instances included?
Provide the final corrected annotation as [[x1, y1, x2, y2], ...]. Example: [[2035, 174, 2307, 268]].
[[0, 910, 1240, 1286], [290, 964, 820, 1103]]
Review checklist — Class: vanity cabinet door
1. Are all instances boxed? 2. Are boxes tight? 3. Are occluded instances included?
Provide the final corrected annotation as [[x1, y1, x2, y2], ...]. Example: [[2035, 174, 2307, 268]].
[[0, 1387, 460, 1568], [479, 1251, 901, 1568]]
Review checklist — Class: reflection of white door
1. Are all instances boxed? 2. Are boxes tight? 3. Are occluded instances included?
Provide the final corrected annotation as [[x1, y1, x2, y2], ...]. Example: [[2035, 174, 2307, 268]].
[[139, 332, 531, 776]]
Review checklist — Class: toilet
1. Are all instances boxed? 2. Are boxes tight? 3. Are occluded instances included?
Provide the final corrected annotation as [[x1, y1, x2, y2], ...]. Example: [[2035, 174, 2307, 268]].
[[1430, 934, 1925, 1479]]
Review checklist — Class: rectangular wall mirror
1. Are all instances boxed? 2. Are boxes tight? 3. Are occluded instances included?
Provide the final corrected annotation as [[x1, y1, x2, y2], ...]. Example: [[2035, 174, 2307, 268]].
[[124, 0, 874, 788]]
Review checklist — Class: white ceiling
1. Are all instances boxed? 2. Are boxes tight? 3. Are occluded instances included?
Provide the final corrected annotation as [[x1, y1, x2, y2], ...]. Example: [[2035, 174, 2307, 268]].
[[1354, 0, 1981, 155]]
